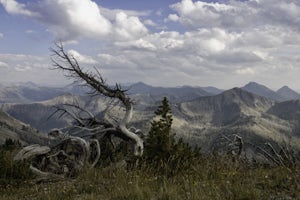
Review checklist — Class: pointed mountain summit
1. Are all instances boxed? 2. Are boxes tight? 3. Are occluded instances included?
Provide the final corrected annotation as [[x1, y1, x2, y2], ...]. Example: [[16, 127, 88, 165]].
[[242, 82, 285, 101], [128, 82, 157, 94], [276, 86, 300, 101], [180, 87, 274, 126]]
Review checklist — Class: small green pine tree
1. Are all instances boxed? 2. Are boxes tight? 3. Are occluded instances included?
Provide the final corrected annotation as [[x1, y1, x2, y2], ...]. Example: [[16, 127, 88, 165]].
[[145, 97, 174, 161], [144, 97, 201, 174]]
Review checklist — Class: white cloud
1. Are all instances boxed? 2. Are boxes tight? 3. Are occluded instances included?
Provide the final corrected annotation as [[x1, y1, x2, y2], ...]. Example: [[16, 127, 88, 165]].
[[92, 20, 300, 87], [0, 0, 36, 16], [0, 32, 3, 38], [115, 39, 157, 51], [68, 50, 97, 64], [15, 66, 32, 72], [235, 68, 256, 75], [0, 53, 67, 86], [1, 0, 150, 42], [168, 0, 300, 31], [0, 54, 48, 69], [33, 0, 112, 41], [166, 14, 179, 22], [1, 0, 300, 89], [168, 0, 234, 28], [0, 61, 8, 68], [114, 12, 148, 41], [143, 19, 156, 27], [99, 6, 151, 20]]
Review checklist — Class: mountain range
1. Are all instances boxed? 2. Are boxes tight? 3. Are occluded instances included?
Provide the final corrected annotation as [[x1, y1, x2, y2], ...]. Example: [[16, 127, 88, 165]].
[[1, 81, 300, 154], [1, 81, 299, 104]]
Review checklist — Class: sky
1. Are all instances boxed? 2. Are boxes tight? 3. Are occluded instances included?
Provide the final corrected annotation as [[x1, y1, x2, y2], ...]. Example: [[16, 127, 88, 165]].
[[0, 0, 300, 90]]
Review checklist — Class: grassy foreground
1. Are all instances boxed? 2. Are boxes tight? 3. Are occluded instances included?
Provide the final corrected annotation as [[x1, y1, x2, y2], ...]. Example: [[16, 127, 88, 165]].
[[0, 150, 299, 200]]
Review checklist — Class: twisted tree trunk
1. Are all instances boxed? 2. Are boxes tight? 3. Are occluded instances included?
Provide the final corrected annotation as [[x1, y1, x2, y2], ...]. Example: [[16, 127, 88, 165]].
[[14, 42, 144, 180]]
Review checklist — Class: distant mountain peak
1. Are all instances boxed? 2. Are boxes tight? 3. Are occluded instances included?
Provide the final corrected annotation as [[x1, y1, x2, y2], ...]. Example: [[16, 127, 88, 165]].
[[277, 85, 293, 92], [247, 81, 258, 85], [242, 82, 284, 102], [244, 81, 267, 88], [130, 82, 151, 87], [277, 85, 300, 100], [279, 85, 289, 90]]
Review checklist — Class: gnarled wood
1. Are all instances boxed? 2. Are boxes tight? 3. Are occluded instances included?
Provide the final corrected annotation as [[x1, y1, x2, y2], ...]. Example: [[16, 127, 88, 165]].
[[14, 42, 143, 180], [14, 144, 51, 161]]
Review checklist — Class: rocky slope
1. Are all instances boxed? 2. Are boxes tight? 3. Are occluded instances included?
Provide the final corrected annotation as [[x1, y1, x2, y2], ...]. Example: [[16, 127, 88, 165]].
[[0, 109, 47, 145]]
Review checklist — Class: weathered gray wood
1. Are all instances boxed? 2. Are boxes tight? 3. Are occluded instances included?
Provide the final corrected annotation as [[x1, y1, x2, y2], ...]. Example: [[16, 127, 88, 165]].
[[14, 144, 51, 161]]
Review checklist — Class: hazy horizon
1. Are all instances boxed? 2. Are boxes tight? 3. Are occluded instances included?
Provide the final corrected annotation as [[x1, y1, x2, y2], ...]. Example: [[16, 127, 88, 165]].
[[1, 80, 300, 94]]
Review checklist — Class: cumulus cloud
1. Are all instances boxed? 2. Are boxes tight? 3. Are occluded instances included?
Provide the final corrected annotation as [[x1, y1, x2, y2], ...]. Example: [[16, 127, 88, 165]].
[[68, 50, 97, 64], [0, 32, 3, 38], [0, 0, 149, 42], [94, 21, 300, 87], [0, 54, 48, 69], [166, 14, 179, 22], [168, 0, 300, 30], [168, 0, 234, 28], [0, 53, 67, 85], [114, 39, 157, 51], [99, 6, 151, 20], [1, 0, 300, 88], [143, 19, 157, 27], [32, 0, 112, 41], [114, 12, 148, 41], [0, 0, 36, 16], [0, 61, 8, 68]]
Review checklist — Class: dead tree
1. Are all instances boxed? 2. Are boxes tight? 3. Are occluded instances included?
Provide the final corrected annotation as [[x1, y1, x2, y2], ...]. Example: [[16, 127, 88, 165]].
[[212, 134, 243, 157], [14, 42, 143, 180], [212, 133, 299, 167]]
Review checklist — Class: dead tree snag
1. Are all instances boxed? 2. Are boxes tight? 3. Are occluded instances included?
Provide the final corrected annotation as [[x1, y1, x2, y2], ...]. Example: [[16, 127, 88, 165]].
[[14, 42, 143, 180]]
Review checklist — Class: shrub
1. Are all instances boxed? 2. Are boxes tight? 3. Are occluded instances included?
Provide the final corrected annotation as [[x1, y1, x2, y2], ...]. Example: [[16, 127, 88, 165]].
[[0, 143, 32, 185], [1, 138, 21, 151], [143, 97, 201, 175]]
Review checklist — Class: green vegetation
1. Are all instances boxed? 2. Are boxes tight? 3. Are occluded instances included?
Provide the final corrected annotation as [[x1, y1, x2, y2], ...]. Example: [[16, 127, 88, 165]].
[[143, 97, 200, 175], [0, 139, 32, 186], [0, 98, 299, 199], [0, 153, 299, 199]]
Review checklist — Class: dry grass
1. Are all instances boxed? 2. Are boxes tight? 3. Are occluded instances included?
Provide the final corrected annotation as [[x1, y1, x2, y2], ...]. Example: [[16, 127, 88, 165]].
[[0, 151, 299, 200]]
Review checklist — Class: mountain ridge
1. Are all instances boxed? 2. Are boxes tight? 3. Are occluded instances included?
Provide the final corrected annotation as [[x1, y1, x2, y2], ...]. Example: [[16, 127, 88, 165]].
[[1, 81, 300, 152], [1, 81, 300, 104]]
